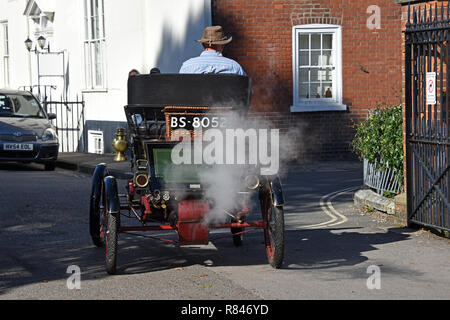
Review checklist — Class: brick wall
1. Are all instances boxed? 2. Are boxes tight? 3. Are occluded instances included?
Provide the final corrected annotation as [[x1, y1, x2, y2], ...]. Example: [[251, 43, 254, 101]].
[[212, 0, 404, 161]]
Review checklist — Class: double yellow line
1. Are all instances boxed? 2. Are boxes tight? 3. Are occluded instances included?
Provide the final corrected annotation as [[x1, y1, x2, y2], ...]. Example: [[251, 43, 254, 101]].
[[301, 186, 360, 229]]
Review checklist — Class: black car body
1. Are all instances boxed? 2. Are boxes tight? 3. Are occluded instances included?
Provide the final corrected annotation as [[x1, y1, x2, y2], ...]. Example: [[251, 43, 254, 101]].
[[0, 90, 59, 170]]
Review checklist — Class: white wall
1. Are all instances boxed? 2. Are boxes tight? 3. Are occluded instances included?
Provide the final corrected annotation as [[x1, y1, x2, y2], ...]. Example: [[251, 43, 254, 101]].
[[0, 0, 212, 124], [0, 0, 32, 89], [85, 0, 211, 123]]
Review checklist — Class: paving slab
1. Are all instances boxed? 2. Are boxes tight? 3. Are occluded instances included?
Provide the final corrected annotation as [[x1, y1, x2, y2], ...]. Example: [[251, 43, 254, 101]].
[[56, 152, 133, 179]]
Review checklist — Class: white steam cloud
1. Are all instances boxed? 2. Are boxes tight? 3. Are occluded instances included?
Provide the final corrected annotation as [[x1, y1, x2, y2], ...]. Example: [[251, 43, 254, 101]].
[[167, 110, 300, 224]]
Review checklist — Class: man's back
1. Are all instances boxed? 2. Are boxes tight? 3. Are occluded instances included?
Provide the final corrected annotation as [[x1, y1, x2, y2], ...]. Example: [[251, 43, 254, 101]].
[[179, 50, 246, 76]]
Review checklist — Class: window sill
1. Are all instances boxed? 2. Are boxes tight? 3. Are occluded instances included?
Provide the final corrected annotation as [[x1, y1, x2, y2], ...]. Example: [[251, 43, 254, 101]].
[[81, 88, 108, 93], [290, 102, 347, 112]]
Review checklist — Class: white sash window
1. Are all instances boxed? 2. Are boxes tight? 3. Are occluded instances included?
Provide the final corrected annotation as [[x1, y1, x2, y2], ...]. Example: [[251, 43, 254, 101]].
[[1, 22, 9, 88], [291, 25, 346, 112], [83, 0, 106, 90]]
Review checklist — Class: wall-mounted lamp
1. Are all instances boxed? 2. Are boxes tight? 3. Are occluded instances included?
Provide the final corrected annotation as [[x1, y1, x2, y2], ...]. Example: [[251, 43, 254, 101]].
[[37, 36, 46, 50], [24, 38, 33, 51], [24, 36, 50, 53], [24, 35, 52, 97]]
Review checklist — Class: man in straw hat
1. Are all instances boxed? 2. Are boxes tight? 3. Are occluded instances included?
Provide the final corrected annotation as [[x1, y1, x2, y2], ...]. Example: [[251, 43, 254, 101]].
[[179, 26, 246, 75]]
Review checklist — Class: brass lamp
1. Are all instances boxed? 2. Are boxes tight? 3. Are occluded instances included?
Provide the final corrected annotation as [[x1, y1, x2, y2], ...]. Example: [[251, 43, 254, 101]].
[[112, 128, 128, 162]]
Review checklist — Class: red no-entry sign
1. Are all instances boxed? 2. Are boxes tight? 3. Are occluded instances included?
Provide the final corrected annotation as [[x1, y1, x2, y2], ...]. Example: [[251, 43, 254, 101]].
[[426, 72, 436, 105]]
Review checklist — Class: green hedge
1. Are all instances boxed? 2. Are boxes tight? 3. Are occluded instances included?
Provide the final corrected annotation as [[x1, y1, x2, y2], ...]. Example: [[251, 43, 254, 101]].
[[352, 104, 404, 184]]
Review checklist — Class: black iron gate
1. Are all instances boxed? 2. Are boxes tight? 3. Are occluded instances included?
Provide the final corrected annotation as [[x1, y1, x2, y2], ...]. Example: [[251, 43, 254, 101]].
[[20, 85, 87, 153], [43, 96, 86, 153], [405, 3, 450, 232]]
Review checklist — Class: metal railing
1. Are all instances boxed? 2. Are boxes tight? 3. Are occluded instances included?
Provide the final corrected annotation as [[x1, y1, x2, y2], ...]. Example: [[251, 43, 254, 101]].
[[19, 85, 87, 153], [18, 85, 57, 103], [43, 96, 86, 153], [363, 159, 403, 195]]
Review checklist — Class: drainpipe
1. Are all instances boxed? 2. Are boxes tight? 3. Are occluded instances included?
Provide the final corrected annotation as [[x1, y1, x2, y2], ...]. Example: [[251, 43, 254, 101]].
[[141, 0, 149, 73], [26, 15, 32, 87]]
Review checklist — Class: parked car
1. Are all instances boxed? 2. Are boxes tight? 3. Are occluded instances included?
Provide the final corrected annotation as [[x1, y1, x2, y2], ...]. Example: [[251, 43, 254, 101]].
[[0, 89, 59, 170]]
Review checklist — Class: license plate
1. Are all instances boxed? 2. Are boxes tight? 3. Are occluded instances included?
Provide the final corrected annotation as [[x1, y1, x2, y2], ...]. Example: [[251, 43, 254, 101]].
[[3, 143, 34, 151], [169, 115, 229, 130]]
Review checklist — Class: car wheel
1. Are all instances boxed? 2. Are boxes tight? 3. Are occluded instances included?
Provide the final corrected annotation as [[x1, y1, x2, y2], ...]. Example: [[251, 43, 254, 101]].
[[90, 165, 109, 248], [44, 162, 56, 171], [261, 187, 285, 269], [104, 176, 120, 275], [105, 211, 119, 275]]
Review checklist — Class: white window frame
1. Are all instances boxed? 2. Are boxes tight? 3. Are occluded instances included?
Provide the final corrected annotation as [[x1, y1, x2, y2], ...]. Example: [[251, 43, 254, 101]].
[[83, 0, 107, 90], [1, 21, 10, 88], [291, 24, 346, 112]]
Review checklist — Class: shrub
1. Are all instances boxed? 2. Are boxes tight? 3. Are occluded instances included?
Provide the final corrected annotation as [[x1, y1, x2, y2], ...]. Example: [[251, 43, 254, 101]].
[[352, 104, 404, 183]]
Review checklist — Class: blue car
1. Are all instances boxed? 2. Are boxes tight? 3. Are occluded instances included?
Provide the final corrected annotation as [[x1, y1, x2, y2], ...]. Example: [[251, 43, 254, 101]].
[[0, 90, 59, 170]]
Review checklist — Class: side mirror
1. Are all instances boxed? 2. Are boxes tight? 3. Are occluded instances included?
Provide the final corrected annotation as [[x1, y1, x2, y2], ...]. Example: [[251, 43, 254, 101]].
[[47, 113, 56, 120]]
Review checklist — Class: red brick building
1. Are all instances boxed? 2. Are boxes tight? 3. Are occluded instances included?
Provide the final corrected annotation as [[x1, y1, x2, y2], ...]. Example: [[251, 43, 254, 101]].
[[212, 0, 404, 161]]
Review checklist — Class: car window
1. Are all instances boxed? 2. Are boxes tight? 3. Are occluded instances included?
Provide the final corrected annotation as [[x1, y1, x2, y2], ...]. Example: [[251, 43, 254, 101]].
[[0, 93, 45, 118], [0, 95, 13, 114]]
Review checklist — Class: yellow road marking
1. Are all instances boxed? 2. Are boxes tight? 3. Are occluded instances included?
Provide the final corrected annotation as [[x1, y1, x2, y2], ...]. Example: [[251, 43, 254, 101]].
[[301, 186, 359, 229]]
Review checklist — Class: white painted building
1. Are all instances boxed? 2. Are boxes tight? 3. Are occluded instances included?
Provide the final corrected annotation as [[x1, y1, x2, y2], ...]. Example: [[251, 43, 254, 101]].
[[0, 0, 211, 153]]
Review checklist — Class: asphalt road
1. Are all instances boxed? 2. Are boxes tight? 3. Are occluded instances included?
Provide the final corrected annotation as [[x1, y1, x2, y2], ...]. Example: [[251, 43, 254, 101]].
[[1, 161, 450, 300]]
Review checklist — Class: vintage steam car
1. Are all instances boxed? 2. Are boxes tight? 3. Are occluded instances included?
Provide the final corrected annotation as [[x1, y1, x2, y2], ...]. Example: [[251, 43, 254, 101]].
[[89, 74, 285, 274]]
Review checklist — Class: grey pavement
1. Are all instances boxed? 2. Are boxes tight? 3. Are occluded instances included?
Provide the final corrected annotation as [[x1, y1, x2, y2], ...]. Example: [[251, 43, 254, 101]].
[[56, 152, 133, 179]]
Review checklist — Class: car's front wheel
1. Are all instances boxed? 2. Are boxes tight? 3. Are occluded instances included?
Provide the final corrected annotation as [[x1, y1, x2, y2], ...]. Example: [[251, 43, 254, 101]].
[[261, 186, 285, 269], [44, 162, 56, 171]]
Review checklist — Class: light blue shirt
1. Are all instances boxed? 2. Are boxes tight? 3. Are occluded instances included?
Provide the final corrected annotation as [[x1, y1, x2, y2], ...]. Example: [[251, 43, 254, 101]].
[[179, 50, 246, 76]]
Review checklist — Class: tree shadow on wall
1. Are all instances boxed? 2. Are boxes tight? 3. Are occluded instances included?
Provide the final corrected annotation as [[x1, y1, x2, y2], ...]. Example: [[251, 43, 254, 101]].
[[153, 4, 210, 74]]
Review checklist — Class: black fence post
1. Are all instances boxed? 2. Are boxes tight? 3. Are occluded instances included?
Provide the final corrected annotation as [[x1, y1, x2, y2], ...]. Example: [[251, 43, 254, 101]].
[[405, 3, 413, 225]]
